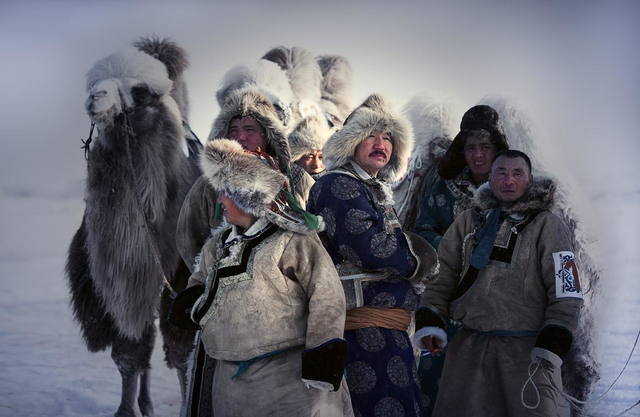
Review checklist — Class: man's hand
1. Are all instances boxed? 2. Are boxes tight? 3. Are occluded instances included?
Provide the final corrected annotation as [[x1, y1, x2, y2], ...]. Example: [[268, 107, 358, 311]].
[[422, 335, 444, 356]]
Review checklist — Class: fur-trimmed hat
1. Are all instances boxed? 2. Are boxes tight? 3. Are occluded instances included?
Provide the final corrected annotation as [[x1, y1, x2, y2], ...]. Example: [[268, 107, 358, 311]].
[[322, 94, 413, 183], [437, 104, 509, 180], [208, 89, 292, 174], [216, 60, 295, 129], [288, 116, 331, 163], [200, 139, 321, 233]]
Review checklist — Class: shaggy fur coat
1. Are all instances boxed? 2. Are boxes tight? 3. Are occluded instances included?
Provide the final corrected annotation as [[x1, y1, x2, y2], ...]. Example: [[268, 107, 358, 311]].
[[67, 45, 201, 344]]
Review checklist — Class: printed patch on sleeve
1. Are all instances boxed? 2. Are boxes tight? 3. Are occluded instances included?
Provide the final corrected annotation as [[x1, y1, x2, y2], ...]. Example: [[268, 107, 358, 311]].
[[553, 251, 583, 299]]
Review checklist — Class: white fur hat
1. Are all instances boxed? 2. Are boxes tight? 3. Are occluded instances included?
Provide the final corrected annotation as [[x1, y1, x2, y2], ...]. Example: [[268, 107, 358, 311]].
[[215, 60, 295, 129], [322, 94, 414, 183], [288, 116, 331, 163]]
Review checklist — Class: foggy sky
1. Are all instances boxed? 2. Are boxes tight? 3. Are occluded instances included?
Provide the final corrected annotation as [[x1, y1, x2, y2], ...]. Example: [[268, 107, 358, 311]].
[[0, 0, 638, 198]]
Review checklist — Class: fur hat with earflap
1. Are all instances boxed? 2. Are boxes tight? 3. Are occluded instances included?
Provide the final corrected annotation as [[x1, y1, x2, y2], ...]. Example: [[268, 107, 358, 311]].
[[200, 139, 324, 234], [437, 104, 509, 180], [288, 116, 331, 163], [322, 93, 414, 183], [208, 89, 292, 175]]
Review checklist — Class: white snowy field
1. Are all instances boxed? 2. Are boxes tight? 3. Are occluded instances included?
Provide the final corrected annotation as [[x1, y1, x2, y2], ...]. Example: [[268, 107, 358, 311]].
[[0, 182, 638, 417]]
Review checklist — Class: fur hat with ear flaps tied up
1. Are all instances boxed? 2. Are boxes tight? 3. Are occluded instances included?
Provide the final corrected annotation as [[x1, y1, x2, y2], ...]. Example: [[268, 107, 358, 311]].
[[438, 104, 509, 180], [322, 93, 414, 183], [200, 139, 324, 234]]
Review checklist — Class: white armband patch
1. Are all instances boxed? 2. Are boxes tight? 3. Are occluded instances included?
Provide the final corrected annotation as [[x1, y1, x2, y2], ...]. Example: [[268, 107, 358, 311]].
[[552, 251, 583, 299]]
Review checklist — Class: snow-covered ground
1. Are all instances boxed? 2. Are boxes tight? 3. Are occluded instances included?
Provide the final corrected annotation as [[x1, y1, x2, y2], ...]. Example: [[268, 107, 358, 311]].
[[0, 181, 638, 417]]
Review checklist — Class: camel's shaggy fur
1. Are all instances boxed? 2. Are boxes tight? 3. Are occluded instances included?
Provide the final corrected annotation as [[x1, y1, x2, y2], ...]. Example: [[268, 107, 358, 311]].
[[66, 38, 200, 417]]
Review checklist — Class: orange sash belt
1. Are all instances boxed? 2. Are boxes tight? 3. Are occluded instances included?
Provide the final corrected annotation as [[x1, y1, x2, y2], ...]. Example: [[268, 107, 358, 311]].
[[344, 307, 412, 331]]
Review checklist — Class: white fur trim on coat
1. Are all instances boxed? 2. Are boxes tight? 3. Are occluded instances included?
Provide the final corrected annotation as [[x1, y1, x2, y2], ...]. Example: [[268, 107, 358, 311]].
[[413, 326, 448, 350]]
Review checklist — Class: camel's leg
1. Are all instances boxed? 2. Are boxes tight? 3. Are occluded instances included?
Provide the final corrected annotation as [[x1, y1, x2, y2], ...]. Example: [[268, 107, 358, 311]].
[[138, 367, 155, 417], [111, 323, 156, 417], [137, 324, 156, 417], [176, 362, 188, 402]]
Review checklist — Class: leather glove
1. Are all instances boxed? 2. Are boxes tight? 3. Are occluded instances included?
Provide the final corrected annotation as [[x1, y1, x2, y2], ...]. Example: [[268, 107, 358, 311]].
[[167, 285, 205, 330]]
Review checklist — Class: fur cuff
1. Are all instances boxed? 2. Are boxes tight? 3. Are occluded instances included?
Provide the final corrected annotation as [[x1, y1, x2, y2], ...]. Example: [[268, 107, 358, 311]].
[[301, 339, 348, 392], [535, 325, 573, 360], [167, 285, 204, 331], [414, 326, 448, 350], [302, 379, 335, 392], [404, 231, 439, 294]]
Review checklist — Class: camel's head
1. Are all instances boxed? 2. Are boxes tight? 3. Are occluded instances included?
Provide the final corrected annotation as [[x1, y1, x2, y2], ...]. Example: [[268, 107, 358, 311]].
[[85, 46, 174, 130]]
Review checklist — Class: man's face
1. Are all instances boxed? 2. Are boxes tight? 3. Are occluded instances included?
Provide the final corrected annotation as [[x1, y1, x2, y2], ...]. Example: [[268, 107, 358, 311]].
[[353, 131, 393, 177], [295, 150, 324, 174], [489, 155, 533, 204], [464, 136, 496, 179], [228, 117, 267, 152], [217, 192, 255, 228]]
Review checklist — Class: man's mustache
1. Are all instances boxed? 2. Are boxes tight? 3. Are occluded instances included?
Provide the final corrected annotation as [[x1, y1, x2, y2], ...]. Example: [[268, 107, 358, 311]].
[[369, 149, 388, 158]]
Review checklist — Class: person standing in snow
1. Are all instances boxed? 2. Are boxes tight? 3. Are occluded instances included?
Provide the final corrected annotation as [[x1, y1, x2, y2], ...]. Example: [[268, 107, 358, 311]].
[[416, 150, 582, 417], [308, 94, 438, 417], [169, 139, 353, 417], [411, 104, 509, 415]]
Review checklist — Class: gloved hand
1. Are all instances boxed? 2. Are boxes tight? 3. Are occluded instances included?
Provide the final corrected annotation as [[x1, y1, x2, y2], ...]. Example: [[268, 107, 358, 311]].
[[301, 339, 349, 392], [167, 285, 205, 330], [530, 347, 563, 370]]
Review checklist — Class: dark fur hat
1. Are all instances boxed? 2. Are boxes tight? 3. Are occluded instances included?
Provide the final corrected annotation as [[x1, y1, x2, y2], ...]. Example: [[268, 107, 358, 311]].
[[438, 105, 509, 180], [322, 94, 413, 183]]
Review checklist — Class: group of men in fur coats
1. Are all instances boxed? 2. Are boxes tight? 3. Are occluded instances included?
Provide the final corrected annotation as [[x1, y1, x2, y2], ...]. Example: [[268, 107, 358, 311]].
[[164, 45, 591, 417]]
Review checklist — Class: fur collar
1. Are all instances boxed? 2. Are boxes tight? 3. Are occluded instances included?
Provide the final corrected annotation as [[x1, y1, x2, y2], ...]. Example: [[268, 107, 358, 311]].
[[474, 176, 556, 214], [208, 89, 292, 173], [322, 94, 413, 183]]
